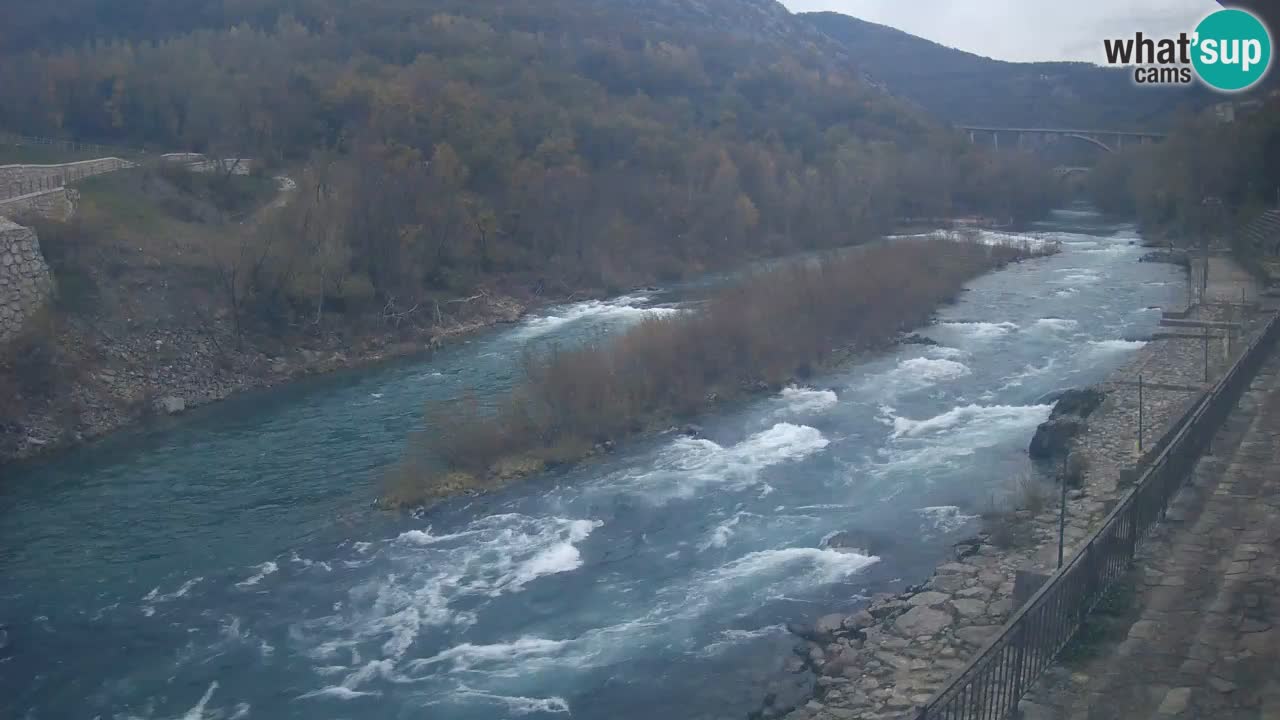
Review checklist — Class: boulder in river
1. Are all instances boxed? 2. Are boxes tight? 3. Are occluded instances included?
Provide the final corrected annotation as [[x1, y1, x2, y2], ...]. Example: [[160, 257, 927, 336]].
[[821, 529, 891, 556], [1051, 387, 1106, 418], [1139, 250, 1190, 268], [154, 396, 187, 415], [1029, 418, 1083, 460], [1028, 387, 1106, 461]]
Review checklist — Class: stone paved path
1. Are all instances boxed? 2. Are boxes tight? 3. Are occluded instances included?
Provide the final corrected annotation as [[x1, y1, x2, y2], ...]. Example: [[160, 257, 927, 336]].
[[774, 257, 1273, 720], [1022, 348, 1280, 720]]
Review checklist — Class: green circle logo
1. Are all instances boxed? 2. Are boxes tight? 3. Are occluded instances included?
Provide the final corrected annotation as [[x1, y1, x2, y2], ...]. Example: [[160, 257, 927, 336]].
[[1192, 8, 1272, 92]]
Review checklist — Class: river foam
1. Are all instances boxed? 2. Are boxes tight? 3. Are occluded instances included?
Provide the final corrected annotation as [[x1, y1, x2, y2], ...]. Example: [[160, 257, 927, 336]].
[[889, 403, 1053, 440], [874, 357, 972, 394], [451, 687, 572, 716], [1089, 339, 1147, 354], [934, 321, 1019, 342], [294, 512, 604, 701], [514, 295, 681, 340], [917, 506, 979, 536], [626, 423, 829, 502], [776, 386, 838, 415]]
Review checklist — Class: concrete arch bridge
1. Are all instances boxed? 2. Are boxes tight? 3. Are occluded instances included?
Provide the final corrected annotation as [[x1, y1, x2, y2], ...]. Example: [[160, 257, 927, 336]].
[[959, 126, 1167, 154]]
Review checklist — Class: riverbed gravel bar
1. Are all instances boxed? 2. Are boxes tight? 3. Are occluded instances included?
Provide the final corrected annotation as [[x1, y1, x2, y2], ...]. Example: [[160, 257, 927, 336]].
[[774, 256, 1270, 720]]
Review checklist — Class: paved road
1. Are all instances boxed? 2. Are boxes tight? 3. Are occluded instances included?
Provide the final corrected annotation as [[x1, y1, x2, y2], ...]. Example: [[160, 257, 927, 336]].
[[1023, 348, 1280, 719]]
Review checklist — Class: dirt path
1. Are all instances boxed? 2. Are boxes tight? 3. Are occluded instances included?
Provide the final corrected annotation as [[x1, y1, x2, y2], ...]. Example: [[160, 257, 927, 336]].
[[1022, 348, 1280, 719]]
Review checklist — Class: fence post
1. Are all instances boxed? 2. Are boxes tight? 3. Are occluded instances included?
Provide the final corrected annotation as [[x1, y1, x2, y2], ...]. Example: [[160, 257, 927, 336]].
[[1058, 453, 1068, 569], [1138, 375, 1144, 455]]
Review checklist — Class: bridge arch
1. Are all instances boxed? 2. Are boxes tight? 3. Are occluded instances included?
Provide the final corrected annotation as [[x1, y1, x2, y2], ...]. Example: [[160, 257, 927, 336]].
[[1061, 133, 1114, 153]]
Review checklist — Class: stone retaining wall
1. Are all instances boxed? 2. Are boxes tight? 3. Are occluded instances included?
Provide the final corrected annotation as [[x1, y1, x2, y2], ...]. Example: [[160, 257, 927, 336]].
[[0, 217, 53, 344], [0, 158, 134, 202], [0, 187, 78, 222]]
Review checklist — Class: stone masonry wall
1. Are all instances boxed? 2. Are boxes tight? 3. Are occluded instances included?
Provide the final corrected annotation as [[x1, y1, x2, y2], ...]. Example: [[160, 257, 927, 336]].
[[0, 187, 78, 222], [0, 157, 134, 201], [0, 217, 54, 344]]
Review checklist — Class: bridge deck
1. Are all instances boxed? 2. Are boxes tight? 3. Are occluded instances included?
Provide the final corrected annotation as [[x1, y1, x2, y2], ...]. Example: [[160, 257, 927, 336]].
[[957, 126, 1168, 138]]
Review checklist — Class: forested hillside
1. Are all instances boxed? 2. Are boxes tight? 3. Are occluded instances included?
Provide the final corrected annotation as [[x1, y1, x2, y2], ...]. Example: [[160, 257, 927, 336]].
[[802, 11, 1208, 129], [1086, 99, 1280, 243], [0, 0, 1058, 330]]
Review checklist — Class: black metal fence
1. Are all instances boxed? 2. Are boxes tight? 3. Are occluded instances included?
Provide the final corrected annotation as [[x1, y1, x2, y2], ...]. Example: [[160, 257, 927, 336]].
[[916, 311, 1280, 720]]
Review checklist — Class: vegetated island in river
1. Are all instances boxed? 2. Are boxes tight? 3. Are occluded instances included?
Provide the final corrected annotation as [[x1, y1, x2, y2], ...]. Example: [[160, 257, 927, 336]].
[[386, 233, 1058, 507]]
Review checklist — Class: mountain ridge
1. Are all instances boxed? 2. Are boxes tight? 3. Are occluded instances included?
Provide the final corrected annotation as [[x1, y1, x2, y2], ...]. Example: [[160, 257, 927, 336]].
[[800, 10, 1211, 130]]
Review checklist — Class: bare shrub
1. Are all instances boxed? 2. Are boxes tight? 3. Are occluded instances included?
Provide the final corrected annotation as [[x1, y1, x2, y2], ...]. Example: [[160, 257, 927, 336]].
[[0, 308, 63, 401], [1015, 470, 1051, 515], [396, 237, 1055, 503], [981, 496, 1034, 549], [1063, 452, 1089, 488]]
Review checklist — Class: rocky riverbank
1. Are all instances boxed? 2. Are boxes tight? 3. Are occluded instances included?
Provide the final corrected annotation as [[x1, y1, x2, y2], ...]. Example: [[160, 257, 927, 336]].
[[0, 292, 529, 465], [767, 260, 1271, 720]]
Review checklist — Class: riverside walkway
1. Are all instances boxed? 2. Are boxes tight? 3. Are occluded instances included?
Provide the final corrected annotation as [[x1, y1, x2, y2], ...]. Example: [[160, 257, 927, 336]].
[[1020, 347, 1280, 719]]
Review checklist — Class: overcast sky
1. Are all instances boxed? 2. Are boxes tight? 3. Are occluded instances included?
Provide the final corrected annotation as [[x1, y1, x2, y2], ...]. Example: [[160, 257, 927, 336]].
[[780, 0, 1223, 63]]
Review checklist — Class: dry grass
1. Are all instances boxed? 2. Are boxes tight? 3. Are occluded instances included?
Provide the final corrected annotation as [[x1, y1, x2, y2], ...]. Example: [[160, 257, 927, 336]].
[[1015, 469, 1052, 515], [1062, 451, 1089, 488], [389, 236, 1055, 505], [981, 498, 1035, 549]]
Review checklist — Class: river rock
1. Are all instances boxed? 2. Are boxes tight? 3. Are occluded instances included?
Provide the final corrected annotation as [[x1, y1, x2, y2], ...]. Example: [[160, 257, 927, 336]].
[[814, 613, 846, 638], [1140, 250, 1189, 268], [900, 333, 939, 346], [950, 598, 987, 618], [955, 625, 1001, 647], [821, 529, 891, 556], [953, 536, 984, 560], [155, 396, 186, 415], [894, 606, 953, 637], [907, 591, 950, 608], [869, 600, 909, 619], [1029, 418, 1082, 459], [1028, 387, 1105, 460], [843, 610, 874, 632], [928, 574, 969, 593], [1052, 387, 1106, 418]]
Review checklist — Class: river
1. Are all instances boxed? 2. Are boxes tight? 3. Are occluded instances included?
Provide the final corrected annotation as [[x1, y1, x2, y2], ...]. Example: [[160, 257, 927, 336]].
[[0, 209, 1183, 720]]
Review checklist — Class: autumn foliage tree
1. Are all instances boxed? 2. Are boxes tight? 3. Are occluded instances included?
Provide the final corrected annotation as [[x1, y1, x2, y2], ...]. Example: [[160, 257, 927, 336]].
[[0, 0, 1063, 331]]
